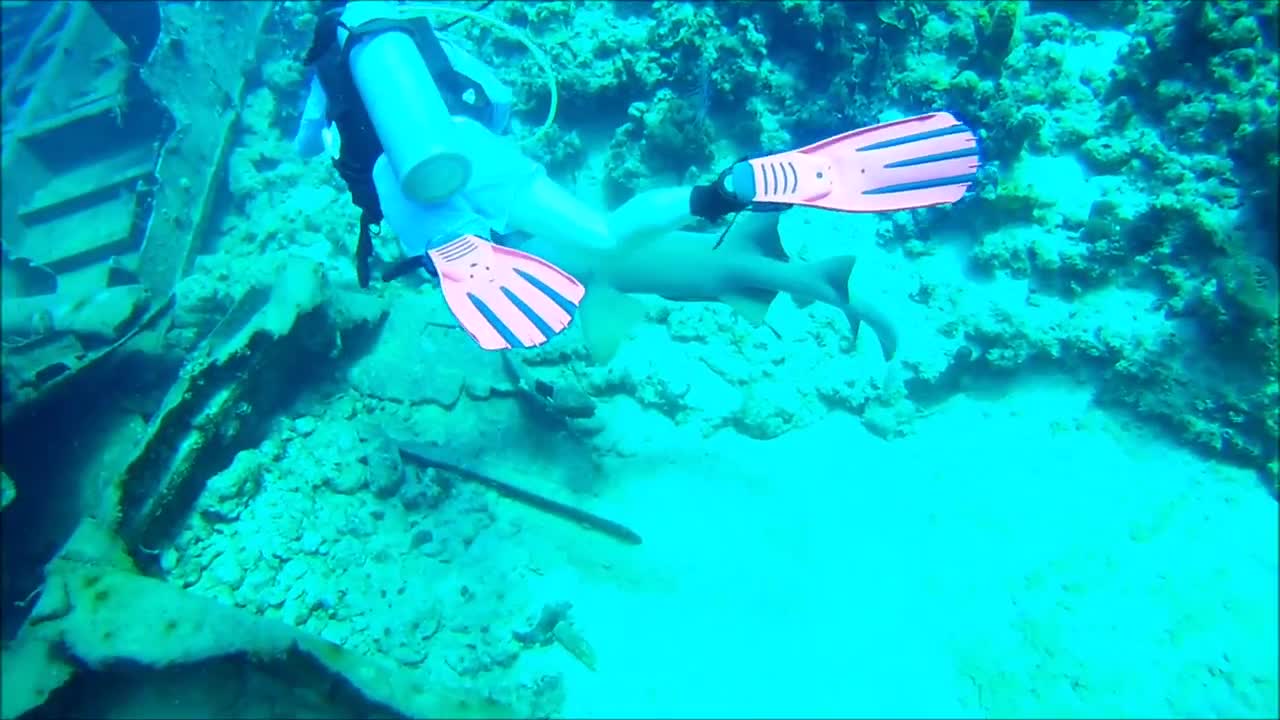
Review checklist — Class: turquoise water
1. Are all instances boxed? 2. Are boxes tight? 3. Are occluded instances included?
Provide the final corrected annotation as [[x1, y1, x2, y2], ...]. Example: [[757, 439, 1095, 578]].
[[0, 1, 1276, 718]]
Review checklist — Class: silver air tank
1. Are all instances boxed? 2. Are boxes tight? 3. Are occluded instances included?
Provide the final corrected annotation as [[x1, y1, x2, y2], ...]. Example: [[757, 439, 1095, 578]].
[[338, 1, 471, 203]]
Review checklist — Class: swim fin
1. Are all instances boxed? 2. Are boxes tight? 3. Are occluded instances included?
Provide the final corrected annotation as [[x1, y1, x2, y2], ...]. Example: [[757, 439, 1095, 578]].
[[729, 112, 980, 213], [427, 235, 586, 350]]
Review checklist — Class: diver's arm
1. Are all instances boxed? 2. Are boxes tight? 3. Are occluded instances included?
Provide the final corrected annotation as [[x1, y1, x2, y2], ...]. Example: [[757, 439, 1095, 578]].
[[294, 76, 329, 158]]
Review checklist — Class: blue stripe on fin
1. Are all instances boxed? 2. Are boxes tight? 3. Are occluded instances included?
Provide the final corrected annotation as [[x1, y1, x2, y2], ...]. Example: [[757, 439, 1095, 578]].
[[857, 124, 971, 152], [439, 242, 476, 262], [883, 147, 980, 169], [467, 292, 523, 348], [863, 172, 979, 196], [515, 269, 578, 318], [502, 287, 556, 341]]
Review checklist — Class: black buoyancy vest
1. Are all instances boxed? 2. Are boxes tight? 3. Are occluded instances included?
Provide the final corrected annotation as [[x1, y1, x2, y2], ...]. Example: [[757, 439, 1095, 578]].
[[302, 10, 496, 287]]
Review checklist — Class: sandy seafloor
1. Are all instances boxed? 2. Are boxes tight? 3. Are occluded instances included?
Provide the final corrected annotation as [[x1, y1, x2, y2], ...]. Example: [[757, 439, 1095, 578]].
[[511, 383, 1277, 718], [180, 173, 1280, 720]]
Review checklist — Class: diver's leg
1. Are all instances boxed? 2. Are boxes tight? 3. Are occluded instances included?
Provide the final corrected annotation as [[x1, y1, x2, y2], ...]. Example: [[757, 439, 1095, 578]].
[[452, 117, 616, 250], [603, 160, 761, 244], [508, 177, 750, 249], [508, 175, 695, 249], [601, 171, 755, 243], [605, 186, 700, 246], [505, 172, 613, 249], [501, 128, 754, 248]]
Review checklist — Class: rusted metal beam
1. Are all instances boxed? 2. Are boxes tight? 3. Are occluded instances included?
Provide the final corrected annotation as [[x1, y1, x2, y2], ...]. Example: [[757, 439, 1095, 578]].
[[135, 1, 273, 301]]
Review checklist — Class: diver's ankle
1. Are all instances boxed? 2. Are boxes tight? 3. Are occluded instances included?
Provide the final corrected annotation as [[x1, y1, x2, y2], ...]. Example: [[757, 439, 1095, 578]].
[[689, 184, 737, 221], [690, 162, 751, 220]]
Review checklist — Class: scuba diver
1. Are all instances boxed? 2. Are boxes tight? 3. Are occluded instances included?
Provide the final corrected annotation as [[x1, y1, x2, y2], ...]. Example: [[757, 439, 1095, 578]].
[[295, 0, 980, 351]]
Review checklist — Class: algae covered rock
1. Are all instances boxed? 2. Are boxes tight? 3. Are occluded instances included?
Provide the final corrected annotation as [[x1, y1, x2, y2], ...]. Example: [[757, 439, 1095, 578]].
[[1, 519, 522, 720], [733, 382, 810, 440], [195, 448, 265, 523], [347, 292, 510, 407]]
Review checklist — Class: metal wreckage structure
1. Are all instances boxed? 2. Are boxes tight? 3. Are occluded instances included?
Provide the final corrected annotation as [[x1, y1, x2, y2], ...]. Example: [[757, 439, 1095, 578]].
[[0, 2, 520, 717]]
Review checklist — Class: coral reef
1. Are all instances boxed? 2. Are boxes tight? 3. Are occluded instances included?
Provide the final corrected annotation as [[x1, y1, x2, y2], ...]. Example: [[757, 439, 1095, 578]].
[[426, 0, 1278, 477], [63, 2, 1273, 716]]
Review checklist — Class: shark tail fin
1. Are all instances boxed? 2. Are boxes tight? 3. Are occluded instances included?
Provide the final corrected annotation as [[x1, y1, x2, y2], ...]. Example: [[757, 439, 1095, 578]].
[[578, 283, 648, 364]]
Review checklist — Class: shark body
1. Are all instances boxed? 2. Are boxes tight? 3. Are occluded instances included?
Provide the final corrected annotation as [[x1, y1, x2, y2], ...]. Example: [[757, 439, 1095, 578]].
[[518, 212, 899, 363]]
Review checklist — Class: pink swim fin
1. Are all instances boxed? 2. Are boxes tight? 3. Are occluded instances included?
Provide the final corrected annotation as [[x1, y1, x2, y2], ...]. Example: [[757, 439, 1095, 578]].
[[427, 235, 586, 350], [730, 112, 981, 213]]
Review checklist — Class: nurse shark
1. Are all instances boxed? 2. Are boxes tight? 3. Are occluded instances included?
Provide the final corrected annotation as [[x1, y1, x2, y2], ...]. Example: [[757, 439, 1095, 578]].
[[520, 212, 899, 363]]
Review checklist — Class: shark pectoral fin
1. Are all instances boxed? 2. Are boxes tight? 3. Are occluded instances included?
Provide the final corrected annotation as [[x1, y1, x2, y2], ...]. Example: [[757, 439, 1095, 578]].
[[724, 289, 777, 326], [717, 212, 789, 261], [815, 255, 858, 306], [578, 283, 647, 364], [849, 295, 899, 361], [814, 253, 896, 360]]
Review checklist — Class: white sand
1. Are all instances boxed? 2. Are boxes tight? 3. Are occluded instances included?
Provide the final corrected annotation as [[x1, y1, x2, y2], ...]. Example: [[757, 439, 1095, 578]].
[[514, 377, 1278, 718]]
